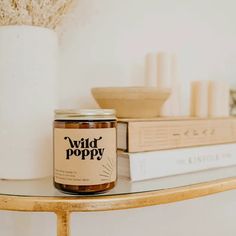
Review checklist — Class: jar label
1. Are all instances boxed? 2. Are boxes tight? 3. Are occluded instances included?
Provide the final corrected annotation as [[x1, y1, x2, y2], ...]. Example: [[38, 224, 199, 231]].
[[54, 128, 116, 186]]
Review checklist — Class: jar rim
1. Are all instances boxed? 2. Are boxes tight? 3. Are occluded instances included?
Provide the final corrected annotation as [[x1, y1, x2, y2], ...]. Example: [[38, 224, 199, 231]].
[[54, 109, 116, 120]]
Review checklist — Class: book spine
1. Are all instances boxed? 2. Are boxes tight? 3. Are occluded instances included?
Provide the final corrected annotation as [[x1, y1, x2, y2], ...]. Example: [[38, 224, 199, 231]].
[[119, 118, 236, 152], [119, 144, 236, 181]]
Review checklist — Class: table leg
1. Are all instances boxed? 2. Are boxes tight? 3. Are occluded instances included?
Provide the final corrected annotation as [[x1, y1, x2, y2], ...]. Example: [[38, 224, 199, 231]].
[[56, 211, 70, 236]]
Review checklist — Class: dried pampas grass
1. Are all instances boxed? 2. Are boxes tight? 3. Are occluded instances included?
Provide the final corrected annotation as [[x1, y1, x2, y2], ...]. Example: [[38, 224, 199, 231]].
[[0, 0, 76, 29]]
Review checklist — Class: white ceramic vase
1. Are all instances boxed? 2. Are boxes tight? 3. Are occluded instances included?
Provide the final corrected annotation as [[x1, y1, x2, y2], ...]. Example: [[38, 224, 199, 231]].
[[0, 25, 58, 179]]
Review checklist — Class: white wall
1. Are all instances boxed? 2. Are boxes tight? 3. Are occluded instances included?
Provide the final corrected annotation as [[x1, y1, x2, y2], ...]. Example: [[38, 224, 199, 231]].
[[59, 0, 236, 114], [1, 0, 236, 235]]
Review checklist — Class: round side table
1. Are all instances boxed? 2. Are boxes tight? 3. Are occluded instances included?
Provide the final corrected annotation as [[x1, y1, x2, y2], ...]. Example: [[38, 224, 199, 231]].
[[1, 167, 236, 236]]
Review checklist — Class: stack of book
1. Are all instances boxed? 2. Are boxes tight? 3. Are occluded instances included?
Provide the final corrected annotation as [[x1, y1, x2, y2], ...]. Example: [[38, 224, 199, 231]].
[[117, 117, 236, 181]]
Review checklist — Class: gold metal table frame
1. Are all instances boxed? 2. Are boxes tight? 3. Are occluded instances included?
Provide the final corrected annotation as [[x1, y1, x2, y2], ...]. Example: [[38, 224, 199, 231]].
[[1, 172, 236, 236]]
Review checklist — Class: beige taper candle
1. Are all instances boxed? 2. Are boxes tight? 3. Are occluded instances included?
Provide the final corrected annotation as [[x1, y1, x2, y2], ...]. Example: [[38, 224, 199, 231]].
[[157, 52, 181, 116], [191, 80, 209, 117], [208, 80, 229, 117], [145, 53, 157, 87]]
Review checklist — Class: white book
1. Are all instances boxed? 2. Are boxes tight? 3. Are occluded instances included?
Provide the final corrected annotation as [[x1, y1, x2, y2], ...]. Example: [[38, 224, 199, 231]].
[[118, 143, 236, 182]]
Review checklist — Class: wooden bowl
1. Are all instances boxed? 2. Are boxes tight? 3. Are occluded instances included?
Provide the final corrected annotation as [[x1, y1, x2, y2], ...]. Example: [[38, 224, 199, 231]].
[[91, 87, 171, 118]]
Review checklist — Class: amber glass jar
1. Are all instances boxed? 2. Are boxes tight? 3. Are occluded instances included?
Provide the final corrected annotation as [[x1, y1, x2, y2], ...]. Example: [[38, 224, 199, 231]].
[[53, 109, 117, 194]]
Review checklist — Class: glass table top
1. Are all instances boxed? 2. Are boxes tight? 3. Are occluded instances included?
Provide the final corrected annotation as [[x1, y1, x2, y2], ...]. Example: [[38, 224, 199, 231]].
[[1, 166, 236, 197]]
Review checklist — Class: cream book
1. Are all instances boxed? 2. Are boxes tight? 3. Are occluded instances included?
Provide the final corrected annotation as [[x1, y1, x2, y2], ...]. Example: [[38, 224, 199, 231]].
[[118, 143, 236, 182], [117, 117, 236, 153]]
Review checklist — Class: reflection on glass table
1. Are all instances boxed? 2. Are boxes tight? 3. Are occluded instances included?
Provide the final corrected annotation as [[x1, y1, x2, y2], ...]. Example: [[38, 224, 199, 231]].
[[1, 165, 236, 197]]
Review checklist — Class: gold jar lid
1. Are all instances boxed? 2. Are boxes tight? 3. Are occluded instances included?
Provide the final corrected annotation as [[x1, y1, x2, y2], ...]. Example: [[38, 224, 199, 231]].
[[55, 109, 116, 120]]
